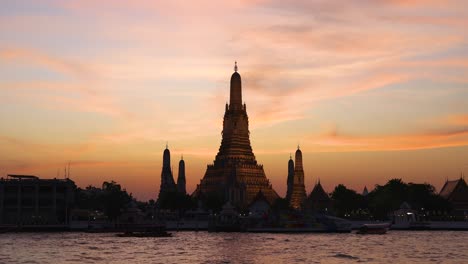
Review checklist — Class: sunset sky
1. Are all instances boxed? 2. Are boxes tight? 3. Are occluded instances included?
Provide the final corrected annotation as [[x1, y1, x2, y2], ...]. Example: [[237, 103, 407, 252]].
[[1, 0, 468, 200]]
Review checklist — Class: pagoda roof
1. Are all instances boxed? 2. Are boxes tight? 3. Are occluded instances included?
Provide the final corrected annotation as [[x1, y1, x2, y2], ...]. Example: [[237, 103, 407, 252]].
[[440, 178, 467, 199], [249, 190, 270, 207], [362, 186, 369, 196], [308, 182, 330, 201]]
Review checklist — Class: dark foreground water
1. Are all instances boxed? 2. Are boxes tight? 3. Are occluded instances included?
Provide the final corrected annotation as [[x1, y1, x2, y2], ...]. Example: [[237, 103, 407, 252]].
[[1, 231, 467, 263]]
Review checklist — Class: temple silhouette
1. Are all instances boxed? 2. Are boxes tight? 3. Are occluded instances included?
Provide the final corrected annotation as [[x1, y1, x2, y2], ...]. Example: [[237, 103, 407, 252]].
[[177, 156, 186, 194], [193, 63, 279, 207], [158, 145, 177, 197], [287, 147, 307, 209]]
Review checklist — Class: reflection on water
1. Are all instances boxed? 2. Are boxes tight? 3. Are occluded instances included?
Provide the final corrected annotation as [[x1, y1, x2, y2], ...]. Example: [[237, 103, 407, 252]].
[[1, 231, 467, 263]]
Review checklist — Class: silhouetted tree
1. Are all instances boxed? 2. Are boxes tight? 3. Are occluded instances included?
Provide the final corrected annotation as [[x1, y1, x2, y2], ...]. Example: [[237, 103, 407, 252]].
[[158, 191, 196, 211], [75, 181, 133, 221], [367, 179, 451, 220], [406, 183, 451, 212], [101, 181, 132, 221], [331, 184, 364, 217], [75, 185, 104, 211], [368, 179, 407, 219]]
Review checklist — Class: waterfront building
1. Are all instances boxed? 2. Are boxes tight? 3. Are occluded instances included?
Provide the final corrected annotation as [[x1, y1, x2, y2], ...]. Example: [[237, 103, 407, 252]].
[[288, 147, 307, 209], [248, 191, 271, 218], [158, 145, 177, 199], [177, 156, 186, 194], [119, 201, 145, 224], [392, 202, 420, 228], [193, 63, 279, 208], [0, 174, 76, 225], [439, 176, 468, 215], [307, 180, 332, 213]]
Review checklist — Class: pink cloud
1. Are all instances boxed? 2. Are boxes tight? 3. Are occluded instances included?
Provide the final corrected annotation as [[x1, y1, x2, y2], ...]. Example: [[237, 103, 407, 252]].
[[0, 48, 97, 81]]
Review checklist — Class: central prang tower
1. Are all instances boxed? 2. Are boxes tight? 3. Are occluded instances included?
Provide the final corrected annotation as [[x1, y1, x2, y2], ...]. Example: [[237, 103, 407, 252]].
[[193, 63, 279, 208]]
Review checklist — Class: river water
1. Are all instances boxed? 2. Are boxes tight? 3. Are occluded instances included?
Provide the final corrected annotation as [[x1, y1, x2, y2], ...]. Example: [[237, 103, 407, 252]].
[[1, 231, 467, 263]]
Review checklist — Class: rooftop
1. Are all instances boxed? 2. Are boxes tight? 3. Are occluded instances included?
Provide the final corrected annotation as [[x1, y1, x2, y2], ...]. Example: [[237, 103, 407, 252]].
[[439, 178, 467, 199], [1, 174, 74, 183], [7, 174, 39, 180]]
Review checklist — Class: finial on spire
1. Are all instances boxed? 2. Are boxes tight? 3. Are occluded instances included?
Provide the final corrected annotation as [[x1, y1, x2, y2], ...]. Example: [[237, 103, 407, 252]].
[[166, 142, 168, 149], [181, 154, 183, 160], [290, 153, 292, 159], [234, 61, 238, 72], [297, 144, 300, 150]]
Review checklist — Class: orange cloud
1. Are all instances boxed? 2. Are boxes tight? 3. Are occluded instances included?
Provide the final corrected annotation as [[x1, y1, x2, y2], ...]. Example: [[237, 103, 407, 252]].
[[447, 115, 468, 126], [0, 48, 97, 80], [311, 128, 468, 152], [0, 135, 96, 158]]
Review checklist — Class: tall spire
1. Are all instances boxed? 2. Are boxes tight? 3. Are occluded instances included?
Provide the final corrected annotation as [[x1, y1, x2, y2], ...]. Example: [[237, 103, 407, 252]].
[[230, 61, 242, 109], [177, 157, 186, 194], [286, 155, 295, 200], [159, 145, 177, 199], [289, 146, 306, 209], [163, 145, 171, 167], [295, 147, 303, 171]]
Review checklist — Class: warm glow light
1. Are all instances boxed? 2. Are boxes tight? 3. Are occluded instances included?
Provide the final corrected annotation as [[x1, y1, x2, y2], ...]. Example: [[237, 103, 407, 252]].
[[1, 0, 468, 200]]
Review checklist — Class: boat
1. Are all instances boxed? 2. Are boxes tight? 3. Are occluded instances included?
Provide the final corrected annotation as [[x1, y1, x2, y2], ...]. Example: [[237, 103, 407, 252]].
[[115, 223, 172, 237], [247, 226, 328, 233], [0, 225, 16, 233], [356, 223, 390, 234]]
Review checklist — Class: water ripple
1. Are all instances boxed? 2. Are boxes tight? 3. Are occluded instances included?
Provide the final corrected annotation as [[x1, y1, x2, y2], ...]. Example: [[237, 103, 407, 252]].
[[0, 231, 467, 263]]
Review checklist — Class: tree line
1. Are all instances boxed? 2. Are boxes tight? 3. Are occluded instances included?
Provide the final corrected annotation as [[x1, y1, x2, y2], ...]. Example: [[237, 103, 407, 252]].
[[331, 179, 451, 220], [74, 179, 452, 221]]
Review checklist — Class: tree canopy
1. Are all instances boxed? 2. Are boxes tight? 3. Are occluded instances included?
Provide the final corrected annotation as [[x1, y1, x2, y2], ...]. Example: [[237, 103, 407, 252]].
[[75, 181, 133, 221], [329, 179, 451, 220], [331, 184, 364, 217]]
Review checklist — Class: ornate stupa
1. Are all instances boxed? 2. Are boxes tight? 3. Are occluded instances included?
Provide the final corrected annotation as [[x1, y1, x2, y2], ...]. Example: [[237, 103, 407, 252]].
[[177, 156, 186, 194], [193, 62, 279, 208], [158, 144, 177, 199], [288, 146, 307, 209]]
